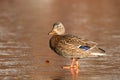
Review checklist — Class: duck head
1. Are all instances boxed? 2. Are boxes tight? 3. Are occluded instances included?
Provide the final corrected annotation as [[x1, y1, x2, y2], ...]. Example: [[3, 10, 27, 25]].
[[48, 22, 65, 35]]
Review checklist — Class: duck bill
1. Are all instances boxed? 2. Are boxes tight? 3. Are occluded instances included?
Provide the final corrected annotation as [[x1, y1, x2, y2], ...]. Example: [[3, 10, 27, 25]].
[[48, 30, 55, 35]]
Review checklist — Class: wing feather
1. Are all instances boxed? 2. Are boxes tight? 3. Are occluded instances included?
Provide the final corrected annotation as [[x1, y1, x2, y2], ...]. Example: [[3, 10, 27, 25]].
[[55, 34, 97, 58]]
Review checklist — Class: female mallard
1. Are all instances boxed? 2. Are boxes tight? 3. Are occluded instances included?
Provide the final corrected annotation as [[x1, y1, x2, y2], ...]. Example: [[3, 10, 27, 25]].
[[48, 22, 106, 70]]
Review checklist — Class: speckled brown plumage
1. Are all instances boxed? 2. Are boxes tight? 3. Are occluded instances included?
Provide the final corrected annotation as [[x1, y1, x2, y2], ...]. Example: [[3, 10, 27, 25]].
[[49, 34, 105, 59]]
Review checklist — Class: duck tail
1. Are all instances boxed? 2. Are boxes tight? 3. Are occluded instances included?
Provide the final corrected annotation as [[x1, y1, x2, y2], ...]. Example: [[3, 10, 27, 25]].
[[91, 48, 106, 56], [91, 52, 106, 56], [98, 48, 105, 53]]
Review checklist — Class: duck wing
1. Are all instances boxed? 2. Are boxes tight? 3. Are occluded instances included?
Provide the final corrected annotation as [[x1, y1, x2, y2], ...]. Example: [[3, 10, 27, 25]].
[[55, 34, 99, 58]]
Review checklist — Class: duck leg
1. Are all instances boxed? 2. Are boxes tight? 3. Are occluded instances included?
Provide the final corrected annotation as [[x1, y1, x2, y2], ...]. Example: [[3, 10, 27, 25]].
[[75, 59, 79, 74], [75, 59, 79, 69], [63, 58, 78, 69]]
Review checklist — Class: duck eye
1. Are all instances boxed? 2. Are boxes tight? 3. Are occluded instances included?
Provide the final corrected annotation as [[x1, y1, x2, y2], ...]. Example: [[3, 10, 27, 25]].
[[57, 25, 61, 28], [54, 25, 61, 29]]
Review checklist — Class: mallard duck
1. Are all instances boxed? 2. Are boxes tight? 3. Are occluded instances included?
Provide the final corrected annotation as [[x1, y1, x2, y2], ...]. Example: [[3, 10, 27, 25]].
[[48, 22, 106, 70]]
